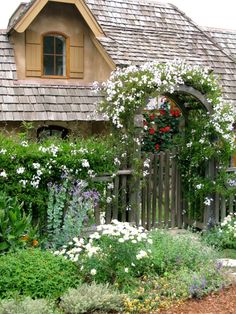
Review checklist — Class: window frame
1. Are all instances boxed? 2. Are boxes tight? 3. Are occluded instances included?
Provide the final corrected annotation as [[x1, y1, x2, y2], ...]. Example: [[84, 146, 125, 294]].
[[41, 32, 70, 78]]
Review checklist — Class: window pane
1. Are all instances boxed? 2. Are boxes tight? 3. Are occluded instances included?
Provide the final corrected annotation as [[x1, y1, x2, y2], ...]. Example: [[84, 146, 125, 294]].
[[55, 36, 65, 54], [44, 55, 54, 75], [44, 36, 54, 54], [56, 56, 65, 76]]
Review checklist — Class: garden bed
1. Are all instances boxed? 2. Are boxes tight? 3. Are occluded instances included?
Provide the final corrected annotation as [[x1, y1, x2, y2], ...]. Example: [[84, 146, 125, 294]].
[[159, 284, 236, 314]]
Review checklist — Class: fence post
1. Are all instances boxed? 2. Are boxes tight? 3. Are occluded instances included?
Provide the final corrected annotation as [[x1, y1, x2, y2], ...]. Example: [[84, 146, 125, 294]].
[[129, 112, 143, 225], [204, 159, 216, 228]]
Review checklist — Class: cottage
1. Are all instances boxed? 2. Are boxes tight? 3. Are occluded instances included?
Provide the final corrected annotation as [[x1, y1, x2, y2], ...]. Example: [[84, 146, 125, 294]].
[[0, 0, 236, 138]]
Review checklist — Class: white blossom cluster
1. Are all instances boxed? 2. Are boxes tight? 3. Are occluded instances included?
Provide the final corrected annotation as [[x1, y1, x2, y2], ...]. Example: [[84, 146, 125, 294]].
[[220, 213, 236, 238], [97, 59, 234, 151], [54, 220, 152, 266]]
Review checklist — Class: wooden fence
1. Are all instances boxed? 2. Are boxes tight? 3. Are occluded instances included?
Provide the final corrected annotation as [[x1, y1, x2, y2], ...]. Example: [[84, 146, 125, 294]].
[[94, 150, 236, 230]]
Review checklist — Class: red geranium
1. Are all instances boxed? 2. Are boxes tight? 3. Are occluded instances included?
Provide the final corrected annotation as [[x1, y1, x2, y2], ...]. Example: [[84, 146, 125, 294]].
[[160, 126, 171, 133], [155, 143, 160, 151], [149, 113, 155, 120], [143, 120, 148, 126], [149, 128, 155, 135], [159, 109, 166, 115], [170, 109, 181, 117]]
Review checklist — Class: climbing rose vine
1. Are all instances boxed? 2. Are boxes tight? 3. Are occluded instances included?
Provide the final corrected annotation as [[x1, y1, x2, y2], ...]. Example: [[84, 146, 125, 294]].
[[142, 97, 182, 153]]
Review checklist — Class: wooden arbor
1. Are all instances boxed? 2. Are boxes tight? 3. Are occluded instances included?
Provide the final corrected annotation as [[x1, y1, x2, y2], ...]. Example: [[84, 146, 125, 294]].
[[95, 84, 230, 230], [130, 85, 218, 229]]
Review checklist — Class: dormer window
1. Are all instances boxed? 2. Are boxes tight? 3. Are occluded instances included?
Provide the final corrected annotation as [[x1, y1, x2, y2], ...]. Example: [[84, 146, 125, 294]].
[[25, 29, 84, 79], [43, 34, 67, 77]]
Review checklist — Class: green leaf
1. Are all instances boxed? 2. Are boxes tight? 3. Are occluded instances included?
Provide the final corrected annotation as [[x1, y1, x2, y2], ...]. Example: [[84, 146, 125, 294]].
[[0, 241, 9, 251]]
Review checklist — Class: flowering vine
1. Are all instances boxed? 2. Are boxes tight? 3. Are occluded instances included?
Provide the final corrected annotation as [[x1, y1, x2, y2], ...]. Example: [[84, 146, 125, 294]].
[[95, 59, 236, 216]]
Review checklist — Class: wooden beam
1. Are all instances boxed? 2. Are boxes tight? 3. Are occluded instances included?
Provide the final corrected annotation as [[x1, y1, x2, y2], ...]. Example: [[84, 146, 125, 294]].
[[14, 0, 105, 38]]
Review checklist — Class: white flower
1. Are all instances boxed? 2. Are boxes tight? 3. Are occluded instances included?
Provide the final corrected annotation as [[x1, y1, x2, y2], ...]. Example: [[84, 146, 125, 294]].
[[124, 267, 129, 273], [136, 250, 148, 260], [143, 158, 150, 168], [147, 238, 153, 244], [21, 141, 28, 147], [90, 269, 97, 276], [37, 169, 43, 176], [196, 184, 203, 190], [118, 238, 125, 243], [204, 197, 213, 206], [0, 149, 7, 154], [19, 179, 27, 187], [114, 158, 121, 166], [108, 182, 114, 190], [0, 170, 7, 178], [32, 163, 40, 169], [106, 196, 112, 204], [82, 159, 90, 168], [16, 167, 25, 174]]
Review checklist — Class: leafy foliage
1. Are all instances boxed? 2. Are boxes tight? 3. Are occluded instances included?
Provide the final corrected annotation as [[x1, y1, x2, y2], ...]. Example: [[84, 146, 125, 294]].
[[0, 134, 118, 228], [0, 249, 80, 299], [60, 283, 124, 314], [46, 178, 99, 249], [0, 298, 57, 314], [201, 213, 236, 250], [0, 192, 37, 252]]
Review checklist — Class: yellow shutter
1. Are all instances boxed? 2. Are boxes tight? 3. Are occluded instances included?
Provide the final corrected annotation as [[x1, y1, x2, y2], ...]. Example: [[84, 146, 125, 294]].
[[70, 32, 84, 79], [25, 30, 41, 77]]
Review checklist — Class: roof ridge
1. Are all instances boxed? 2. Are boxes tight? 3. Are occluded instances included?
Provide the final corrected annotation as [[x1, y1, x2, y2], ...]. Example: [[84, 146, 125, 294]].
[[204, 26, 236, 34], [90, 0, 173, 8], [170, 3, 236, 64]]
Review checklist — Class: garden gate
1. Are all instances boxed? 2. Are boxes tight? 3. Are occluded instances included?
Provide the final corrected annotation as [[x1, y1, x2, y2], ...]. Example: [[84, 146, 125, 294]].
[[94, 150, 235, 230]]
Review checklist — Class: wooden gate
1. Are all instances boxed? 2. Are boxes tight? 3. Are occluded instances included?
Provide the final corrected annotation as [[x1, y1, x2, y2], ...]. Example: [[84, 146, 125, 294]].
[[94, 150, 236, 229]]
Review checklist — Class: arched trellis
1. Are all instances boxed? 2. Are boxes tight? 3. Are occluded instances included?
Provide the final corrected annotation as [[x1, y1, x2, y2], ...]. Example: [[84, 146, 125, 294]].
[[166, 85, 214, 115], [99, 60, 234, 229], [133, 85, 216, 228]]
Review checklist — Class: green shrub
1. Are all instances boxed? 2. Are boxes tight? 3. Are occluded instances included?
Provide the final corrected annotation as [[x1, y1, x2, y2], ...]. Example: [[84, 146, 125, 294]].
[[201, 213, 236, 250], [0, 192, 38, 252], [150, 230, 218, 274], [60, 283, 124, 314], [0, 297, 58, 314], [0, 134, 118, 228], [0, 249, 81, 299], [55, 220, 153, 291]]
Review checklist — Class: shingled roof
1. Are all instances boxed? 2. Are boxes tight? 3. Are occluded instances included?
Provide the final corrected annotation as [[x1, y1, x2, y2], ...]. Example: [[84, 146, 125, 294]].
[[1, 0, 236, 122], [204, 27, 236, 60], [85, 0, 236, 105], [0, 30, 103, 121]]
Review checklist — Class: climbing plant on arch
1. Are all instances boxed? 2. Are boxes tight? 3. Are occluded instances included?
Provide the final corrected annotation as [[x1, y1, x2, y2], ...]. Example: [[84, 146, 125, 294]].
[[97, 59, 236, 215]]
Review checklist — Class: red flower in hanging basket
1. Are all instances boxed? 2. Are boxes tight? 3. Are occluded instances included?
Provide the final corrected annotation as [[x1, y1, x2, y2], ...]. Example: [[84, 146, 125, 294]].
[[155, 143, 160, 151], [160, 126, 171, 133], [149, 113, 155, 120], [159, 109, 166, 115], [170, 109, 181, 117], [149, 128, 155, 135]]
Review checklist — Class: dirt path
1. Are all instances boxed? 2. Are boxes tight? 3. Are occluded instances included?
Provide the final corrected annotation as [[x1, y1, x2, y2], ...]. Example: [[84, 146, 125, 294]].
[[158, 284, 236, 314]]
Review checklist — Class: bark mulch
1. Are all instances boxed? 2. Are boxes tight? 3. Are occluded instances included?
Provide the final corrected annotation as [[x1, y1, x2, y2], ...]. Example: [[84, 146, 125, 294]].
[[159, 284, 236, 314]]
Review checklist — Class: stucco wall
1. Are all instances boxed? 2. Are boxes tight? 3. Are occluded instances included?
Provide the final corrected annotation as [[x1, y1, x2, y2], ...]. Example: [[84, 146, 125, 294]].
[[0, 121, 110, 139], [11, 2, 112, 83]]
